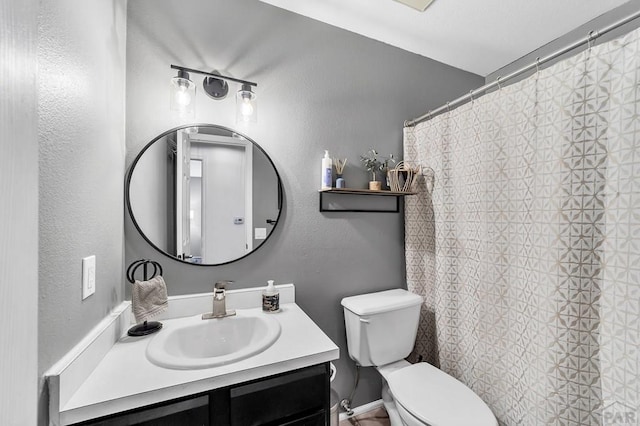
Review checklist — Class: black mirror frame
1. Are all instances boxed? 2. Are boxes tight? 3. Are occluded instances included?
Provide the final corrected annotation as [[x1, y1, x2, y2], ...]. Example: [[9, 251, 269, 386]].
[[125, 123, 283, 266]]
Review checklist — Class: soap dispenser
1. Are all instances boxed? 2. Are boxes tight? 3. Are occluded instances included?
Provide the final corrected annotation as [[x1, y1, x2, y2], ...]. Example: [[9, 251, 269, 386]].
[[262, 280, 280, 312]]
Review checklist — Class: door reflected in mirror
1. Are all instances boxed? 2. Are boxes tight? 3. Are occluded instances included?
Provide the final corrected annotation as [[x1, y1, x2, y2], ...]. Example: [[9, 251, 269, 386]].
[[127, 125, 282, 266]]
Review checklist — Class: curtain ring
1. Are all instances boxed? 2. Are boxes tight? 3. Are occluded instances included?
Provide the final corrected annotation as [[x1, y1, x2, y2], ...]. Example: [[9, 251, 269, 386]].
[[446, 102, 451, 112], [469, 90, 474, 102], [496, 76, 503, 90], [535, 57, 541, 74], [427, 110, 432, 120], [587, 30, 598, 49]]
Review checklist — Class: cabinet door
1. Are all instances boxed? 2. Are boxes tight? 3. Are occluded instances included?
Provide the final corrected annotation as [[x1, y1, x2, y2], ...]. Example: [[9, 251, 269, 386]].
[[218, 364, 329, 426], [77, 395, 208, 426]]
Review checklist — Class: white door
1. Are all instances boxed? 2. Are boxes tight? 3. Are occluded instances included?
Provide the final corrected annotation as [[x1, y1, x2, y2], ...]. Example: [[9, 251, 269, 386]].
[[175, 130, 192, 261], [195, 143, 247, 263], [189, 159, 203, 260]]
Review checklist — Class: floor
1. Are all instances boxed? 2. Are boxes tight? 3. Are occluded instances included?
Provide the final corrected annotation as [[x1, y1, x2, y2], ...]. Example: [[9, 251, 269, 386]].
[[339, 406, 390, 426]]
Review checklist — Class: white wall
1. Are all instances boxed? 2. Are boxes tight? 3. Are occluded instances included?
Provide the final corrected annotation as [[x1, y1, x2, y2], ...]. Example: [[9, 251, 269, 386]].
[[252, 145, 279, 248], [0, 0, 38, 424], [487, 0, 640, 82], [37, 0, 128, 423]]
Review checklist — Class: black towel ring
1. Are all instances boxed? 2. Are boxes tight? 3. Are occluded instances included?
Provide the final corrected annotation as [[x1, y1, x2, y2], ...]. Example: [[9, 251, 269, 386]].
[[127, 259, 163, 283], [126, 259, 164, 337]]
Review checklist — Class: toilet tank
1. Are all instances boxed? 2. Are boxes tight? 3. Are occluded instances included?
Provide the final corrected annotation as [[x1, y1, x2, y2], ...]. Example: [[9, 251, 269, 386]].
[[341, 289, 423, 367]]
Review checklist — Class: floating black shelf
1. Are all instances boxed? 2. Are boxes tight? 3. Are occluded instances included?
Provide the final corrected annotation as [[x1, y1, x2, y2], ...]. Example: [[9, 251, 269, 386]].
[[318, 188, 417, 213]]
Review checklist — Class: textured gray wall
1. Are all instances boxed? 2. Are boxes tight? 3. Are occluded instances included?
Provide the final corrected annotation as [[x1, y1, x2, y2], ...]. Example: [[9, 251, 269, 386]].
[[0, 0, 38, 424], [487, 0, 640, 82], [37, 0, 127, 423], [125, 0, 483, 408]]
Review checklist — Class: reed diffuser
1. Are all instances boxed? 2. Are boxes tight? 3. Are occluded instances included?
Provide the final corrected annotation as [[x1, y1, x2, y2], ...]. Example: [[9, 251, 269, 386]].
[[334, 158, 347, 188]]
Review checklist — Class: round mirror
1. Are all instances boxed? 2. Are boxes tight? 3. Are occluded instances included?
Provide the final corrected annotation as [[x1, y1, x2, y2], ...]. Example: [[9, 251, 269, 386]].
[[126, 124, 282, 266]]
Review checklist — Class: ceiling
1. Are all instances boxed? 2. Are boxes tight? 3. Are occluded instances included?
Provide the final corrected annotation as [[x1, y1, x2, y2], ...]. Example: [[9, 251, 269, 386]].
[[258, 0, 630, 76]]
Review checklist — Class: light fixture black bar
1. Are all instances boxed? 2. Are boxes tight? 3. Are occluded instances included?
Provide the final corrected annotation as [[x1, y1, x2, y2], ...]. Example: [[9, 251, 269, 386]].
[[171, 64, 257, 87]]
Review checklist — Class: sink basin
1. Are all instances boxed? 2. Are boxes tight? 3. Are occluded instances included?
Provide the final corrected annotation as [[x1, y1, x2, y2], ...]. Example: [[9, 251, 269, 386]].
[[146, 311, 281, 369]]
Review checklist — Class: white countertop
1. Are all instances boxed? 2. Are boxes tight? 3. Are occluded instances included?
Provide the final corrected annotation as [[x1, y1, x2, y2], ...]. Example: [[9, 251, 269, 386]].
[[48, 285, 339, 425]]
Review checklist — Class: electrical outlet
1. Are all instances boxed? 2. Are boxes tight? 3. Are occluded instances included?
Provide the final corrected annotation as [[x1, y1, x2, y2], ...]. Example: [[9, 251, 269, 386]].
[[82, 255, 96, 300]]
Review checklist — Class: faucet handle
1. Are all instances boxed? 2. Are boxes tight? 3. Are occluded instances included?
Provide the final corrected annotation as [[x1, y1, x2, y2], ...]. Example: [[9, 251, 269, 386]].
[[214, 280, 233, 291]]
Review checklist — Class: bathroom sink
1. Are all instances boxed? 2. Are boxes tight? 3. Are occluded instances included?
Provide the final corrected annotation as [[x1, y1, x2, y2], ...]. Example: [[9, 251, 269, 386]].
[[146, 311, 281, 369]]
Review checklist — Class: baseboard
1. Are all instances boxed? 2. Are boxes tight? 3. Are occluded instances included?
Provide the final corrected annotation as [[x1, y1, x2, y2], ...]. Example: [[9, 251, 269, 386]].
[[338, 399, 384, 421]]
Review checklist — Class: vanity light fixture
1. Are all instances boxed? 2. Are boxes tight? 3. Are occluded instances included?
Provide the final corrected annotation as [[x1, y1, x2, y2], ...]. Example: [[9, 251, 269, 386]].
[[203, 70, 229, 100], [170, 65, 258, 123], [236, 83, 257, 124], [169, 69, 196, 118]]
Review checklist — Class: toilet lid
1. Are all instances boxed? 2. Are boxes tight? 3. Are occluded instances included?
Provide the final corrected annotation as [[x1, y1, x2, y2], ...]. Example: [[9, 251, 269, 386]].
[[387, 363, 497, 426]]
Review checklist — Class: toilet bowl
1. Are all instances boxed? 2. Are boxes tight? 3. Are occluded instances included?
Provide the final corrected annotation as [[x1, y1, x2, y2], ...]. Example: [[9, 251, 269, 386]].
[[341, 289, 497, 426]]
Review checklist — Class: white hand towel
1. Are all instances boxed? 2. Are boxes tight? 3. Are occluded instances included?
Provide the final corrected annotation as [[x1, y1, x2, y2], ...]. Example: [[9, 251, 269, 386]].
[[132, 275, 168, 323]]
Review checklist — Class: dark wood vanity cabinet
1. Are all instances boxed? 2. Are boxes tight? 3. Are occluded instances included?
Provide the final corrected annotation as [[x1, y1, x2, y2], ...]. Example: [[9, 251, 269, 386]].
[[73, 363, 330, 426], [212, 363, 328, 425]]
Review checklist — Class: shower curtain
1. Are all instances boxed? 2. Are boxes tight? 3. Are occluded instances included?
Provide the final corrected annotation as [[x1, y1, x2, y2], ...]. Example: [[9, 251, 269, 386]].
[[404, 27, 640, 425]]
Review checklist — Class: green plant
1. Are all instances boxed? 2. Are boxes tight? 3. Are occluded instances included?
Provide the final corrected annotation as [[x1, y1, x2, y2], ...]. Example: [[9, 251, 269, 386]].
[[360, 149, 396, 181]]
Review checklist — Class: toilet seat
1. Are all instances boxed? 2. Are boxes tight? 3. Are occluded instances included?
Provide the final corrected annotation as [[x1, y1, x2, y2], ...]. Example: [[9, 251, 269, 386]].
[[386, 363, 497, 426]]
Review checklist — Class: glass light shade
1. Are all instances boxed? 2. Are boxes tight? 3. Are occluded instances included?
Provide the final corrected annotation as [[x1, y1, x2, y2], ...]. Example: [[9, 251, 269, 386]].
[[236, 84, 257, 124], [170, 73, 196, 118]]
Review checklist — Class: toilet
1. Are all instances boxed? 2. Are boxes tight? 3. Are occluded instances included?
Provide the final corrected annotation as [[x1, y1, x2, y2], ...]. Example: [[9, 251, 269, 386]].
[[341, 289, 497, 426]]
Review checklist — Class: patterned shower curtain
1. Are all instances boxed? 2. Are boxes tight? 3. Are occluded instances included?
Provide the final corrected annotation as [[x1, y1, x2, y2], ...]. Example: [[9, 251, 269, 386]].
[[404, 27, 640, 425]]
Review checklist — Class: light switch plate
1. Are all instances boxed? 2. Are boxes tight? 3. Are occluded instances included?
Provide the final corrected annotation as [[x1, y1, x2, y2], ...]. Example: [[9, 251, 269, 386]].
[[255, 228, 267, 240], [82, 255, 96, 300]]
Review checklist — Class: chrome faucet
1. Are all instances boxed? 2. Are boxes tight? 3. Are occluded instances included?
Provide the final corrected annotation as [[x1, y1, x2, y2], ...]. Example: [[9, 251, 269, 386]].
[[202, 281, 236, 319]]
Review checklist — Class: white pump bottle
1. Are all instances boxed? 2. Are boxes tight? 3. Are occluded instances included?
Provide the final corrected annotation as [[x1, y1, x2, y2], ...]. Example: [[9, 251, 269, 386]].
[[321, 150, 332, 189]]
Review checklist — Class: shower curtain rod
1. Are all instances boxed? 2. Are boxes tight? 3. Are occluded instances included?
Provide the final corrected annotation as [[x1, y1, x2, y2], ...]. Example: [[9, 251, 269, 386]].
[[404, 9, 640, 128]]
